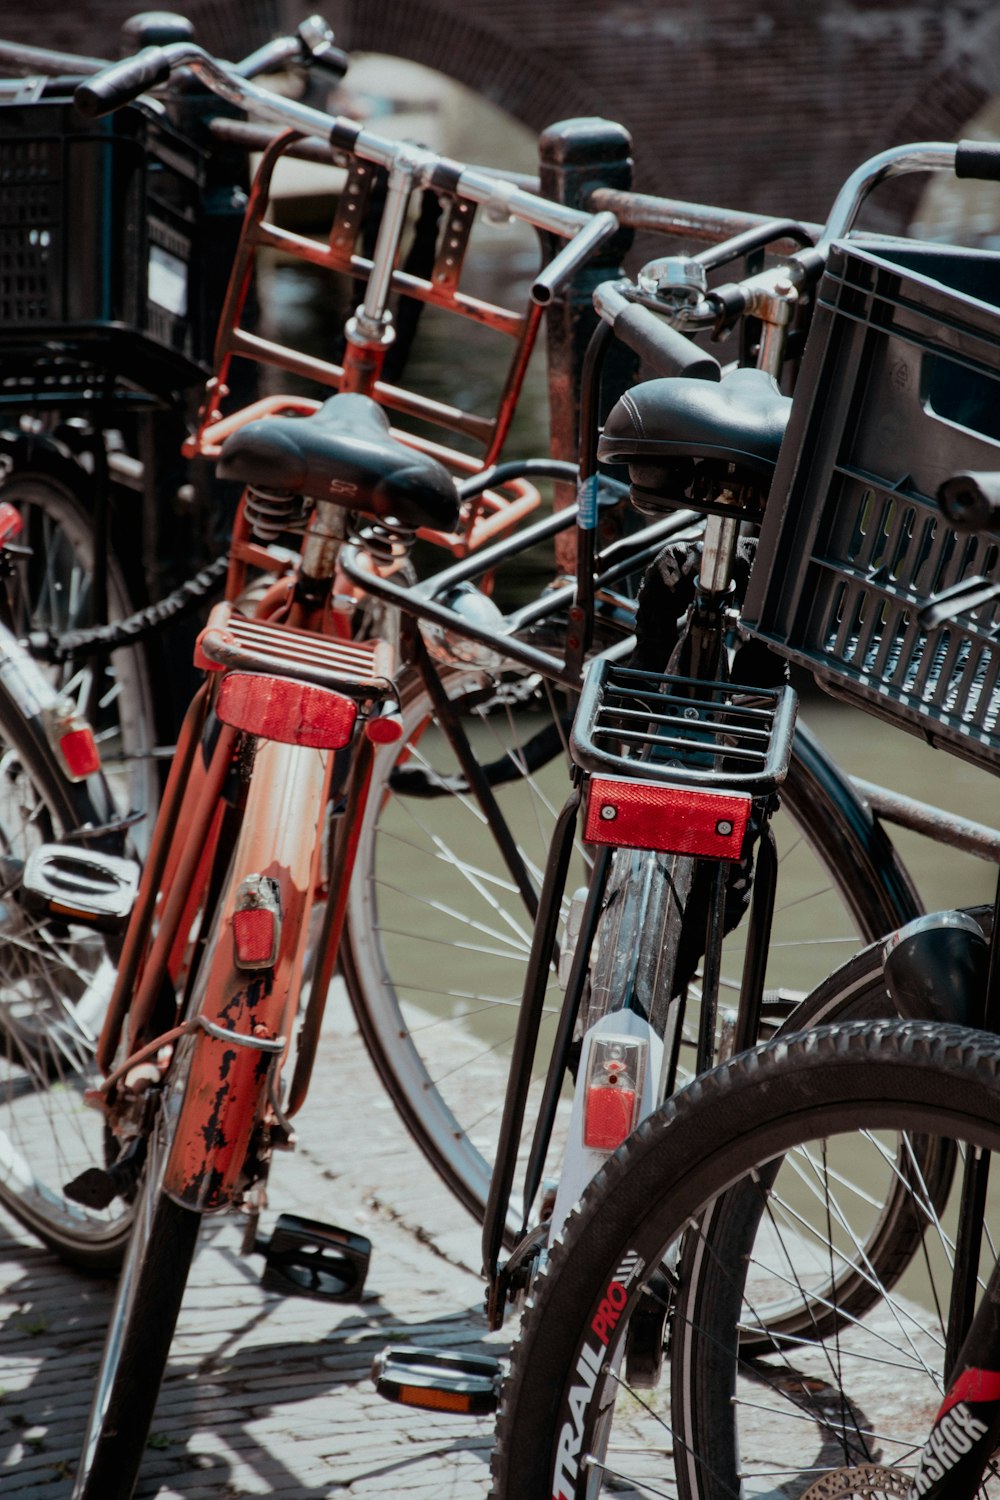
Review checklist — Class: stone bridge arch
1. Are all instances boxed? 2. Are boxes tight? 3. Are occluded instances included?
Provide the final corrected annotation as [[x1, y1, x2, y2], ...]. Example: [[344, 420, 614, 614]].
[[9, 0, 1000, 231]]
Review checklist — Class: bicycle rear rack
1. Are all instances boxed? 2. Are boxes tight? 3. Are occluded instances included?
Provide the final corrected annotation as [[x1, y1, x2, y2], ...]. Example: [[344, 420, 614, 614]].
[[571, 661, 796, 792], [570, 661, 797, 860], [195, 606, 394, 698]]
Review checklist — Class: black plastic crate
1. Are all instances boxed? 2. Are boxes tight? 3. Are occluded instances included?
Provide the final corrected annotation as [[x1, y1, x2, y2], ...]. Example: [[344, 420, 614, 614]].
[[742, 238, 1000, 772], [0, 95, 208, 394]]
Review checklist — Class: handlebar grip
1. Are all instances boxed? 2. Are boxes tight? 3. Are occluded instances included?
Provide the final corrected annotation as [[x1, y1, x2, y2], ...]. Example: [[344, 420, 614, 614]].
[[74, 47, 171, 119], [937, 471, 1000, 533], [310, 41, 350, 81], [955, 141, 1000, 181], [611, 302, 721, 381]]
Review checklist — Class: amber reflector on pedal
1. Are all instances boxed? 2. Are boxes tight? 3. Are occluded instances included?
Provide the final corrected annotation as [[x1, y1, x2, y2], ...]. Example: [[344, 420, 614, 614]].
[[584, 776, 751, 860], [57, 726, 101, 781], [398, 1386, 476, 1413], [216, 672, 358, 748]]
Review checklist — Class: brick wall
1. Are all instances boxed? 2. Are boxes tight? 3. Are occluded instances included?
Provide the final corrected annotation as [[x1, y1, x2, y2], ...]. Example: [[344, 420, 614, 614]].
[[6, 0, 1000, 227]]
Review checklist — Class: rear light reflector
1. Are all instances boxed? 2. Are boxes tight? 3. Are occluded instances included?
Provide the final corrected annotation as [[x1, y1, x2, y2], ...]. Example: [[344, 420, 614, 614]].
[[584, 776, 751, 860], [232, 875, 280, 968], [583, 1035, 646, 1150], [0, 502, 22, 547], [216, 672, 357, 748], [57, 726, 101, 780], [364, 712, 404, 744]]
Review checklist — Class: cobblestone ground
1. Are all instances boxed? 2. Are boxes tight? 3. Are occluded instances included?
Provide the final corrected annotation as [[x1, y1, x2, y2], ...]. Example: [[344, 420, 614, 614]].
[[0, 981, 507, 1498]]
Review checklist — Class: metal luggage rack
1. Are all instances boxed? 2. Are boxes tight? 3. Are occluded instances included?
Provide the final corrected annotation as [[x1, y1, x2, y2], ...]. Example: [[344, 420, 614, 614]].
[[570, 660, 797, 796], [195, 606, 395, 700]]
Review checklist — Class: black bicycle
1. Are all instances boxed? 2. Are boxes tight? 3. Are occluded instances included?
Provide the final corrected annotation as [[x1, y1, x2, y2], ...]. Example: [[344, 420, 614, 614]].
[[489, 136, 1000, 1499]]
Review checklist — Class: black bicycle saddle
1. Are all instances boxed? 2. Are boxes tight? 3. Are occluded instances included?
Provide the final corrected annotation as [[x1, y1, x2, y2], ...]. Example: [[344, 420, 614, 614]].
[[598, 366, 792, 480], [217, 391, 461, 533]]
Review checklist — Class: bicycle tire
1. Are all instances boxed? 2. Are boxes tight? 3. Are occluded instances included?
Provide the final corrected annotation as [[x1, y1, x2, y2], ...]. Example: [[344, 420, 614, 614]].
[[491, 1017, 1000, 1500], [0, 666, 135, 1271], [341, 662, 920, 1231], [0, 454, 159, 843], [72, 1114, 200, 1500]]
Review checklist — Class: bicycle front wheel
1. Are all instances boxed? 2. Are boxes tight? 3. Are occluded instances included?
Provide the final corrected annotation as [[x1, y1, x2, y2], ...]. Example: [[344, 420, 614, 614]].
[[491, 1018, 1000, 1499], [72, 1101, 200, 1500], [342, 677, 919, 1230]]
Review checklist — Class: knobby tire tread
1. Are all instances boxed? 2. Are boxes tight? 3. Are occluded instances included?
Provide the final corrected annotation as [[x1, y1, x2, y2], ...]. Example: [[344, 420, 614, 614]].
[[490, 1018, 1000, 1500]]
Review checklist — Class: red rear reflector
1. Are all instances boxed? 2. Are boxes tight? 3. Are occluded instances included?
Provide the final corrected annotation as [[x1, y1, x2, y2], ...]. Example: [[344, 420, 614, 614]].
[[58, 726, 101, 780], [364, 712, 404, 744], [584, 777, 751, 860], [233, 906, 277, 967], [216, 672, 357, 748], [0, 502, 22, 546], [584, 1084, 637, 1150]]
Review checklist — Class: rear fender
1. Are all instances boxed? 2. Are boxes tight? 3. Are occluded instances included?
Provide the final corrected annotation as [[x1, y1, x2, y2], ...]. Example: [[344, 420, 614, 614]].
[[163, 738, 331, 1212]]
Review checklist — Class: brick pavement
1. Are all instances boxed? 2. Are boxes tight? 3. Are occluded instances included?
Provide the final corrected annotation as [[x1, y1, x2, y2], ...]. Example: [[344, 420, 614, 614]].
[[0, 980, 507, 1498]]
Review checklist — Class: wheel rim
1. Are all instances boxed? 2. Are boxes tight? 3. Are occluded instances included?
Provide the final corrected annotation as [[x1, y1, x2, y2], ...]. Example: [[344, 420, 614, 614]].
[[343, 669, 907, 1231], [513, 1078, 1000, 1497], [0, 738, 133, 1259]]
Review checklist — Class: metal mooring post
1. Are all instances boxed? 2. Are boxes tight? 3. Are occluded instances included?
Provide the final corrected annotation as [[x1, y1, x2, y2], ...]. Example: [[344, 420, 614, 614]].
[[538, 118, 635, 572]]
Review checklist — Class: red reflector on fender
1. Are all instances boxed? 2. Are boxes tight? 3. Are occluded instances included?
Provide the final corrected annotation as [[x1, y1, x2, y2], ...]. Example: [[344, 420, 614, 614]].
[[364, 712, 404, 744], [233, 906, 277, 967], [58, 726, 101, 780], [0, 502, 22, 547], [216, 672, 358, 748], [584, 777, 751, 860], [584, 1084, 637, 1150]]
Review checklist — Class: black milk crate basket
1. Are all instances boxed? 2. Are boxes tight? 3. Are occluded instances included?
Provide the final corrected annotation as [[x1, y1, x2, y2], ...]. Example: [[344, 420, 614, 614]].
[[742, 237, 1000, 773], [0, 94, 208, 394]]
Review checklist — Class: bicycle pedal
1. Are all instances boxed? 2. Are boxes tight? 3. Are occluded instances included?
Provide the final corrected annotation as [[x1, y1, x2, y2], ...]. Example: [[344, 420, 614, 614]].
[[64, 1136, 146, 1209], [20, 844, 140, 930], [372, 1345, 501, 1415], [255, 1213, 371, 1302]]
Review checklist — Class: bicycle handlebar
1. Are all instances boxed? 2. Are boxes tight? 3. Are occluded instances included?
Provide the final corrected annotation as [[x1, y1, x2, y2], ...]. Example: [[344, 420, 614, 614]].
[[74, 40, 607, 305], [2, 14, 346, 88], [597, 137, 1000, 370], [74, 44, 170, 112], [593, 283, 721, 380]]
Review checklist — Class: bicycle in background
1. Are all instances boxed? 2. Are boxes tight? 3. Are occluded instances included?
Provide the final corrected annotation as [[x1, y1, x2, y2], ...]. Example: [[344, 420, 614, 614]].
[[0, 11, 350, 830]]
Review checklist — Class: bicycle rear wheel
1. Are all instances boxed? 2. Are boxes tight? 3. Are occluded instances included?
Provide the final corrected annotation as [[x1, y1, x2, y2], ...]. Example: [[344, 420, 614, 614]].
[[491, 1018, 1000, 1500], [342, 663, 919, 1230], [0, 672, 133, 1271], [0, 456, 159, 840]]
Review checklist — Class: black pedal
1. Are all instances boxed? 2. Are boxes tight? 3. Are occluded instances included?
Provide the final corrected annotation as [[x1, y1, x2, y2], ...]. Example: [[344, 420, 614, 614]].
[[372, 1345, 500, 1415], [64, 1136, 146, 1209], [256, 1213, 371, 1302], [21, 844, 140, 930]]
